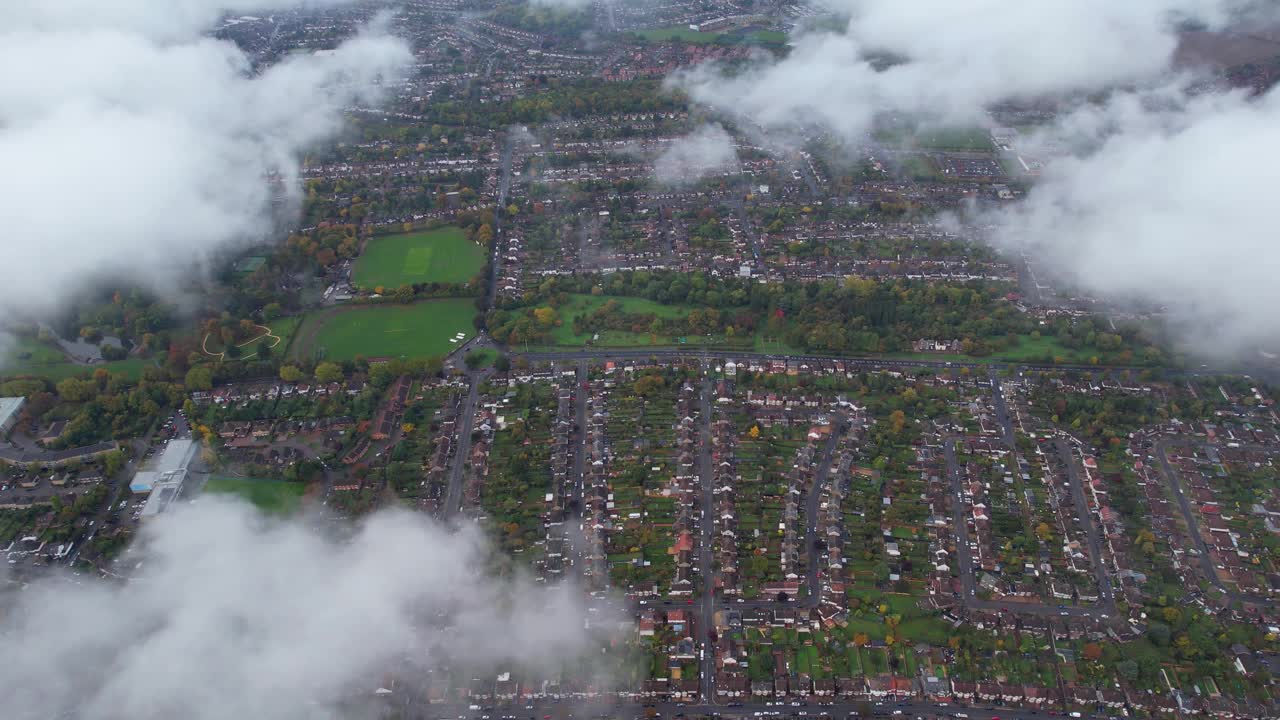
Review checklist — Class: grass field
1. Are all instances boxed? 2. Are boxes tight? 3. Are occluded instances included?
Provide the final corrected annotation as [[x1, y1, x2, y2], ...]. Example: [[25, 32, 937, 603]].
[[541, 294, 734, 349], [0, 336, 149, 381], [201, 316, 302, 359], [204, 477, 305, 515], [875, 126, 995, 152], [351, 227, 486, 289], [290, 299, 476, 362], [995, 334, 1122, 364], [633, 26, 786, 45]]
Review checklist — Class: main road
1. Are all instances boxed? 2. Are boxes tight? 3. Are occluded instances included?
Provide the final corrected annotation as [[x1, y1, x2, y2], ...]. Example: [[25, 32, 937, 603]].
[[400, 698, 1097, 720]]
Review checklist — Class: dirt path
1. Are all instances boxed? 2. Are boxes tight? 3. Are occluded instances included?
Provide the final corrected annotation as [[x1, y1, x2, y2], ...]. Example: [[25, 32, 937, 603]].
[[201, 324, 283, 361]]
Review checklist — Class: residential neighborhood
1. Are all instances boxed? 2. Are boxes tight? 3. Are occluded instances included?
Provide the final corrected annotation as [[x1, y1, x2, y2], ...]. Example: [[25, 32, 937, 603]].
[[4, 1, 1280, 719]]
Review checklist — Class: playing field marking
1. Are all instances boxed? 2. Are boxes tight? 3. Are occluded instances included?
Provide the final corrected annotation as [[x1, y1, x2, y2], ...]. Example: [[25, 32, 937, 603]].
[[403, 246, 433, 275]]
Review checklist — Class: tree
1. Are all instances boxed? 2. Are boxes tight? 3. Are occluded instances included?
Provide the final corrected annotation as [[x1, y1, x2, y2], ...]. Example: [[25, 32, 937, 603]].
[[889, 409, 906, 434], [280, 365, 304, 383], [56, 378, 95, 403], [102, 449, 127, 477], [184, 367, 213, 392], [314, 362, 344, 384], [1082, 642, 1103, 661], [464, 351, 487, 370], [533, 306, 557, 328], [493, 354, 511, 372], [1147, 622, 1172, 646]]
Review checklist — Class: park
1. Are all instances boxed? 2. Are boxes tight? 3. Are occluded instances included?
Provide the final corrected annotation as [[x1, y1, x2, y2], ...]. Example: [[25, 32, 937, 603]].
[[289, 299, 477, 362], [351, 227, 486, 289]]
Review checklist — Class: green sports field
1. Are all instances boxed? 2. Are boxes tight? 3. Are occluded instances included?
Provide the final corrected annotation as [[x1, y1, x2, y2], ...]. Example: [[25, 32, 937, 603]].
[[204, 477, 305, 515], [351, 227, 486, 289], [290, 299, 477, 361]]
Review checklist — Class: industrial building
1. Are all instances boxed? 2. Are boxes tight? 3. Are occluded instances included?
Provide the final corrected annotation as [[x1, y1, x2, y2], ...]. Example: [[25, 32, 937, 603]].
[[131, 439, 198, 518], [0, 397, 25, 437]]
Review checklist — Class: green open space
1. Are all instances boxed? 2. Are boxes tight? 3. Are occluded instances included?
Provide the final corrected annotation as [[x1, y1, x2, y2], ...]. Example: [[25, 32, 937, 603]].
[[521, 293, 1152, 368], [632, 26, 787, 45], [531, 294, 751, 351], [204, 477, 305, 515], [463, 347, 498, 368], [994, 333, 1134, 365], [235, 256, 266, 274], [351, 227, 485, 289], [1, 335, 149, 381], [290, 299, 476, 362], [875, 125, 995, 152], [203, 316, 302, 359]]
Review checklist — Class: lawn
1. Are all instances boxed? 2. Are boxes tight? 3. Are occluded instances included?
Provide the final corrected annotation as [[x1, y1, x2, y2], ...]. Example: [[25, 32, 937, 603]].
[[633, 26, 786, 45], [536, 294, 751, 350], [994, 333, 1140, 365], [204, 477, 305, 515], [464, 347, 498, 368], [290, 299, 477, 362], [352, 227, 486, 289], [0, 335, 149, 381], [202, 316, 302, 359], [875, 125, 995, 152]]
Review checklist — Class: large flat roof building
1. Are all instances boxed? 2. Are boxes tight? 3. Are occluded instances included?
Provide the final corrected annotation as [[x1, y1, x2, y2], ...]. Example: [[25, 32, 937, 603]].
[[133, 439, 199, 518], [0, 397, 25, 436]]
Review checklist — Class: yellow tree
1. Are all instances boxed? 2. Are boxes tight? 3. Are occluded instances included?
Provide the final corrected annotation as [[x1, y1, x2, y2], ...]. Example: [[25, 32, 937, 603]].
[[533, 306, 558, 328]]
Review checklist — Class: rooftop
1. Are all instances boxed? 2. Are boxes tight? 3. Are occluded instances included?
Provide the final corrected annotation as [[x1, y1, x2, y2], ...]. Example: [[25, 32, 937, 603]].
[[135, 439, 199, 517], [152, 439, 197, 474], [0, 397, 24, 428]]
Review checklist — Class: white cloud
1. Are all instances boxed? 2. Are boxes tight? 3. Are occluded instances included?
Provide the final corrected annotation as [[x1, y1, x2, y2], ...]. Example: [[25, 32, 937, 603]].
[[0, 1, 411, 321], [0, 499, 614, 720], [13, 0, 350, 41], [989, 86, 1280, 354], [671, 0, 1261, 142], [652, 123, 738, 186], [529, 0, 595, 9]]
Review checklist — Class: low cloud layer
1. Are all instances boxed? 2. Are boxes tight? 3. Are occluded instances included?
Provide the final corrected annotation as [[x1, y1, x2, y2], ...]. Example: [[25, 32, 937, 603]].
[[0, 499, 611, 720], [14, 0, 347, 40], [665, 0, 1280, 356], [671, 0, 1261, 142], [529, 0, 595, 9], [653, 123, 738, 186], [989, 86, 1280, 355], [0, 1, 411, 321]]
